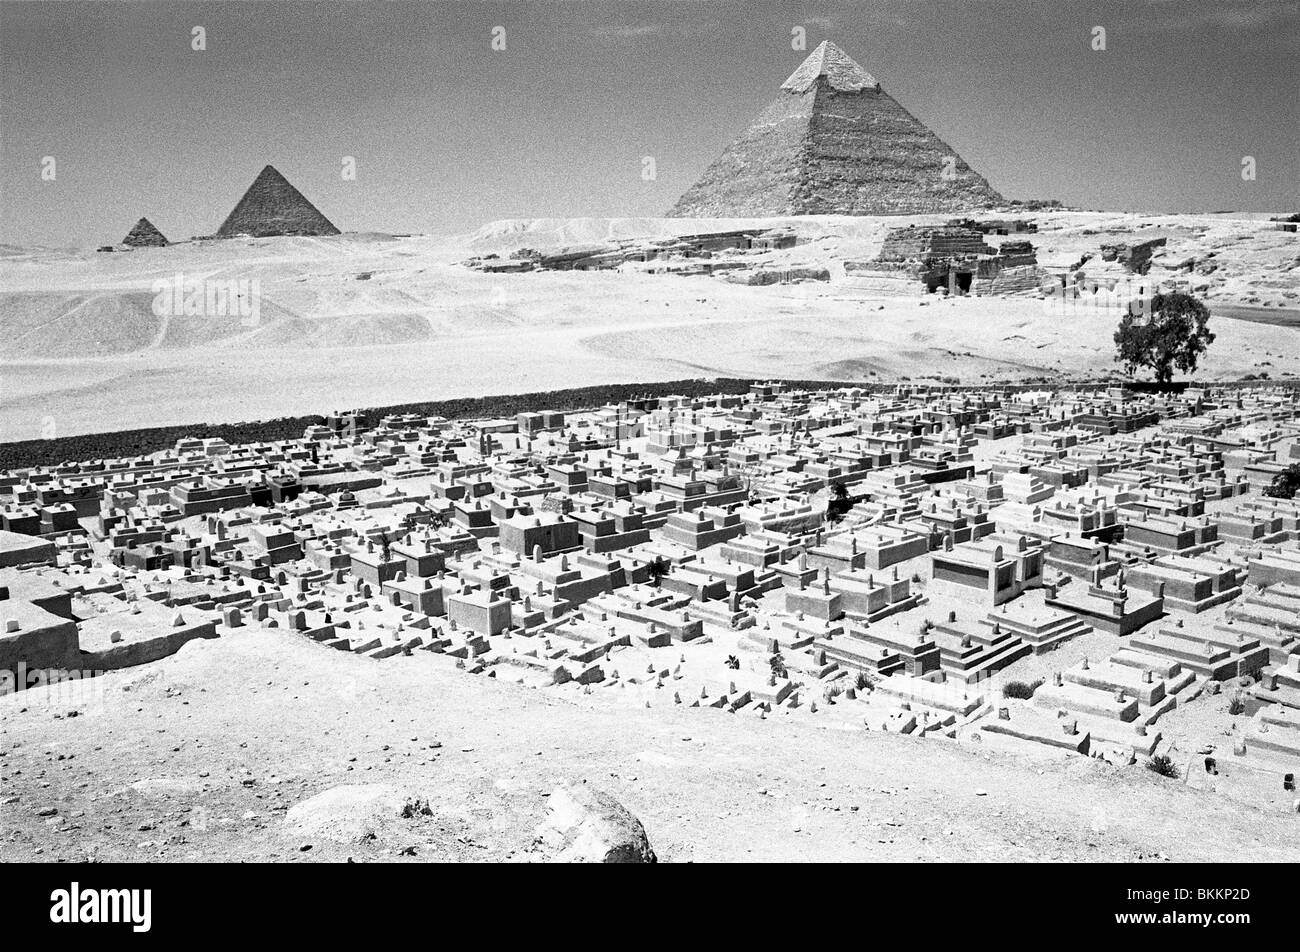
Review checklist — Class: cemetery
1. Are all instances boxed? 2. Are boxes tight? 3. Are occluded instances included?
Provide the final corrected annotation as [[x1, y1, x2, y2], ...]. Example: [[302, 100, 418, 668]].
[[2, 379, 1299, 817]]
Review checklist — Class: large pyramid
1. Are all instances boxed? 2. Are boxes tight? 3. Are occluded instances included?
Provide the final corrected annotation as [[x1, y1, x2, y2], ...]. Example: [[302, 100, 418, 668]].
[[121, 217, 169, 247], [216, 165, 340, 238], [669, 41, 1004, 217]]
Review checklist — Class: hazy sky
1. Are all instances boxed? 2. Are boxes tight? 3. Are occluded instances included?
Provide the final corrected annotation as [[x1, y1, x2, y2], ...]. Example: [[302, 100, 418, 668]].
[[1, 0, 1297, 247]]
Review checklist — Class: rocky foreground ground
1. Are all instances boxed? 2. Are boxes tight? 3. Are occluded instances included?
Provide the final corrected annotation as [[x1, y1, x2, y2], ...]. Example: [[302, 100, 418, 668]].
[[1, 627, 1294, 863]]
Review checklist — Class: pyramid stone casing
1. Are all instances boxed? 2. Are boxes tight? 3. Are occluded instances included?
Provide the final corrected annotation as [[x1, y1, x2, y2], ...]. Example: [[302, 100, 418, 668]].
[[121, 217, 169, 247], [217, 165, 340, 238], [670, 42, 1004, 218]]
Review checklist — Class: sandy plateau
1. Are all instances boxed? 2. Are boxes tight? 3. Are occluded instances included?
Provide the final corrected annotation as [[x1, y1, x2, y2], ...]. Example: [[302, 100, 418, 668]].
[[1, 212, 1297, 440]]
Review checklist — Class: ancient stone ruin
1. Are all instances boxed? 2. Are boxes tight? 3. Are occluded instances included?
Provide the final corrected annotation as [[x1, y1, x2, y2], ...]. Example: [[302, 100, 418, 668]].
[[847, 223, 1043, 295], [669, 41, 1004, 217]]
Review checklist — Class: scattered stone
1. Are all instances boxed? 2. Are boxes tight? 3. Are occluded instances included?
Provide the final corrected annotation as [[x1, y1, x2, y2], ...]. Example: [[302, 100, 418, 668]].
[[529, 783, 656, 863]]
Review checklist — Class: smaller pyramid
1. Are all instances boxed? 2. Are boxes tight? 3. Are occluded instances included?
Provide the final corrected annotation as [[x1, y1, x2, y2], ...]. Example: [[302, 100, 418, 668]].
[[216, 165, 340, 238], [122, 217, 169, 247]]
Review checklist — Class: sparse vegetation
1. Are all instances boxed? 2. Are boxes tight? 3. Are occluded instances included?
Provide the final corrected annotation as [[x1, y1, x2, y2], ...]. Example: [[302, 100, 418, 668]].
[[1002, 679, 1044, 700], [769, 652, 788, 680], [1146, 754, 1181, 779], [647, 556, 671, 588], [401, 798, 434, 818], [825, 480, 854, 523], [1227, 694, 1247, 716], [1263, 463, 1300, 500]]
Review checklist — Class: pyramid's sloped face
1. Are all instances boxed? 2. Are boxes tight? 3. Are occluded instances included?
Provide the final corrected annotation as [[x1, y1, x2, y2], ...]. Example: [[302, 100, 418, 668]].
[[669, 90, 818, 218], [217, 169, 340, 238], [122, 218, 168, 247], [670, 68, 1005, 218], [795, 85, 1004, 215]]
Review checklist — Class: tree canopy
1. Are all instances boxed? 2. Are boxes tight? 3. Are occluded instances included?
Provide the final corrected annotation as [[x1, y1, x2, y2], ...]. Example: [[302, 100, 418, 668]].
[[1114, 292, 1215, 384], [1264, 463, 1300, 500]]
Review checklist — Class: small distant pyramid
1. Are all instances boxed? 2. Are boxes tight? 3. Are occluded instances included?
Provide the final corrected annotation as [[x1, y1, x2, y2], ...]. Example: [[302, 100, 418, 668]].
[[669, 41, 1004, 217], [122, 217, 169, 247], [216, 165, 340, 238]]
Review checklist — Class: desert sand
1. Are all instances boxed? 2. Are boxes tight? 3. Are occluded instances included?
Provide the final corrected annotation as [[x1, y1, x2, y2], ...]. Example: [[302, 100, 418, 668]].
[[1, 212, 1297, 440]]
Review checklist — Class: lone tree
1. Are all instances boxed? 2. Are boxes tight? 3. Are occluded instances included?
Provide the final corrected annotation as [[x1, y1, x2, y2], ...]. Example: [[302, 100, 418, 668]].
[[647, 556, 670, 588], [826, 480, 853, 523], [1114, 291, 1214, 384], [1264, 463, 1300, 500]]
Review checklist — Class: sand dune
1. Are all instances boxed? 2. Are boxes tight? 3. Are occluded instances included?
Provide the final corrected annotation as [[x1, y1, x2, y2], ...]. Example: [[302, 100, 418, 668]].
[[0, 212, 1296, 438]]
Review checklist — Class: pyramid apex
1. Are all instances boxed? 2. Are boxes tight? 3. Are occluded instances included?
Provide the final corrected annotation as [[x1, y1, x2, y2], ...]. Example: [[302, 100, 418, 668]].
[[782, 40, 879, 93], [254, 164, 291, 184]]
